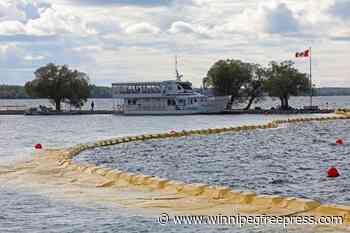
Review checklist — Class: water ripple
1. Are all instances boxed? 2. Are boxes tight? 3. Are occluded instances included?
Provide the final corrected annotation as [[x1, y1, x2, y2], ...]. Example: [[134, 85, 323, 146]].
[[76, 120, 350, 204]]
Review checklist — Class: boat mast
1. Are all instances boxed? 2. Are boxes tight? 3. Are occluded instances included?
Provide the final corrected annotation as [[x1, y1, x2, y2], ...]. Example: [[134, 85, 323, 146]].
[[175, 55, 183, 81]]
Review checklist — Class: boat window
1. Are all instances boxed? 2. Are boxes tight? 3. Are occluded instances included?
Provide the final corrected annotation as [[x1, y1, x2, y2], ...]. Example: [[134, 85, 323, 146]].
[[194, 98, 197, 103], [168, 99, 176, 105], [179, 82, 192, 90]]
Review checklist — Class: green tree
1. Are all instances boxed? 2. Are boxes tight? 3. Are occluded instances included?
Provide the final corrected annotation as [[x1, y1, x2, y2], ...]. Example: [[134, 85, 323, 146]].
[[240, 64, 267, 110], [264, 60, 310, 110], [205, 59, 251, 103], [25, 63, 90, 111]]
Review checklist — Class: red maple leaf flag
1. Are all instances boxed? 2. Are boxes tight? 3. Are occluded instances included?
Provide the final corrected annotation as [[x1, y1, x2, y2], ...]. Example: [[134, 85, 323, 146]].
[[295, 49, 310, 58]]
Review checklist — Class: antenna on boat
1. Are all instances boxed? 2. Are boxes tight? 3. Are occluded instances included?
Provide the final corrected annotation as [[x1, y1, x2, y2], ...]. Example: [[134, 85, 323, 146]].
[[175, 55, 183, 81]]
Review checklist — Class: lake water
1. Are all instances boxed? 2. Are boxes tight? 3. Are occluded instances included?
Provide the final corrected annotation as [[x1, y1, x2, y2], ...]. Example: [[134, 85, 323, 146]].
[[76, 120, 350, 205], [0, 96, 349, 233]]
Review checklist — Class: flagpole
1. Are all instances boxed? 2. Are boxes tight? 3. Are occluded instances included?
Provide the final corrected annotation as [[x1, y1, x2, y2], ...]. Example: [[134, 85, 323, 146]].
[[309, 47, 312, 107]]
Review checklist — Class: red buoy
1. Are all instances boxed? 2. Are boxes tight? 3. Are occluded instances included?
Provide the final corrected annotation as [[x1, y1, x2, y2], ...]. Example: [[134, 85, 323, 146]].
[[34, 144, 42, 149], [327, 167, 340, 177], [336, 138, 344, 145]]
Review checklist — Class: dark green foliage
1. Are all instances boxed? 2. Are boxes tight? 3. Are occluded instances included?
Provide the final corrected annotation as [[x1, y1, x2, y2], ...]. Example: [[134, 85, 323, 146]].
[[206, 59, 252, 103], [205, 60, 265, 109], [264, 60, 310, 110], [240, 64, 267, 110], [25, 63, 90, 111]]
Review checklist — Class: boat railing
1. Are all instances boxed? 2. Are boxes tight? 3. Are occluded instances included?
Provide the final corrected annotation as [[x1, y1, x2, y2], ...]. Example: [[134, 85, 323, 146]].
[[113, 93, 164, 98]]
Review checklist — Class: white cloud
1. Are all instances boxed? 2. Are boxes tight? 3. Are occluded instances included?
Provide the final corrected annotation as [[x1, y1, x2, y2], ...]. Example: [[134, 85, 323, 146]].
[[169, 21, 211, 38], [0, 0, 349, 87], [124, 22, 160, 35], [261, 3, 299, 34], [24, 55, 45, 61], [0, 0, 50, 22], [328, 0, 350, 20], [0, 1, 26, 22], [169, 21, 194, 34], [0, 0, 98, 36], [26, 7, 93, 36], [0, 20, 26, 35]]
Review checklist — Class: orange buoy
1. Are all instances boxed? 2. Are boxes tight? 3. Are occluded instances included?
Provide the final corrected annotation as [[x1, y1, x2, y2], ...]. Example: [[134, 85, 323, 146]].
[[327, 167, 340, 177], [34, 143, 42, 149], [336, 138, 344, 145]]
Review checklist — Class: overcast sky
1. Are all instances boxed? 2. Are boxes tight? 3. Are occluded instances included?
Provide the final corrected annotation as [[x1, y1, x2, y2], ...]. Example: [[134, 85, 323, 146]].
[[0, 0, 349, 87]]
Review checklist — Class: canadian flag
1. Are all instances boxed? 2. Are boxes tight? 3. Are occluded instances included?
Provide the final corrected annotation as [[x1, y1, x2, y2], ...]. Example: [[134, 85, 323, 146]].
[[295, 49, 310, 58]]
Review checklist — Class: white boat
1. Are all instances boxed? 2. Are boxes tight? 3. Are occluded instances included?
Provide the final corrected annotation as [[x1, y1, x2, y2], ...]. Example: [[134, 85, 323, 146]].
[[112, 59, 230, 115]]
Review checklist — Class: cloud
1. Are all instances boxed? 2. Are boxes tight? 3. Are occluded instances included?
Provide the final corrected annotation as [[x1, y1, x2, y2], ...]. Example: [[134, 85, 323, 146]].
[[0, 0, 50, 23], [125, 22, 160, 34], [328, 0, 350, 20], [214, 2, 301, 38], [0, 0, 349, 87], [66, 0, 174, 7], [86, 19, 121, 35], [169, 21, 194, 34], [262, 3, 299, 34], [168, 21, 211, 38], [0, 21, 26, 35], [26, 7, 92, 36]]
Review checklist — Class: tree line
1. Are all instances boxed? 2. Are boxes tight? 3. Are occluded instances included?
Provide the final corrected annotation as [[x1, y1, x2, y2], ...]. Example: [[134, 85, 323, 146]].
[[204, 59, 310, 110], [0, 84, 112, 100], [0, 85, 28, 99], [2, 60, 312, 111]]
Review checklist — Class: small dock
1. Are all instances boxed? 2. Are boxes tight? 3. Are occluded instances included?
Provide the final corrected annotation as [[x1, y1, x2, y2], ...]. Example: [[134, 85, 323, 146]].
[[24, 110, 114, 115]]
